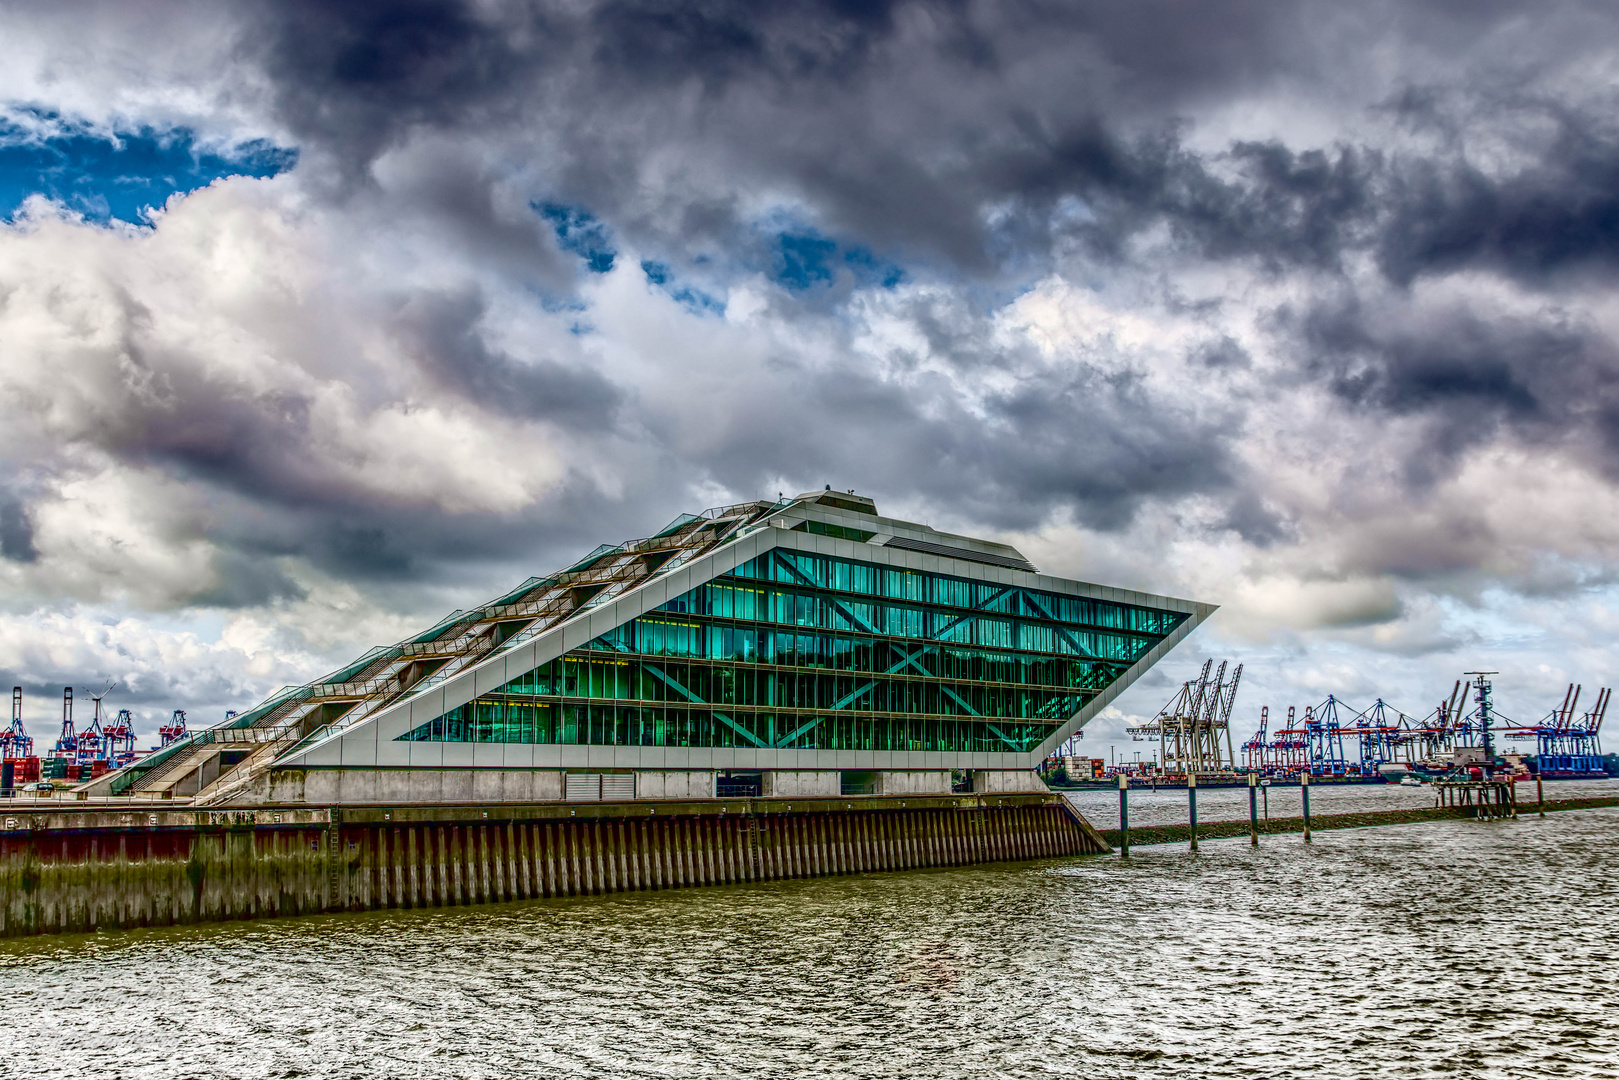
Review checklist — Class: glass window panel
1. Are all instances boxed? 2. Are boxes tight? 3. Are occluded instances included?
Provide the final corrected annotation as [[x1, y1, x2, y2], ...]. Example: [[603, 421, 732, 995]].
[[401, 550, 1181, 748]]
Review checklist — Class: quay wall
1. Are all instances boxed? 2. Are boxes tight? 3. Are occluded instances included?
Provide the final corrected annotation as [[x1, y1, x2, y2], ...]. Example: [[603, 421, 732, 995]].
[[1100, 794, 1619, 848], [0, 794, 1106, 938]]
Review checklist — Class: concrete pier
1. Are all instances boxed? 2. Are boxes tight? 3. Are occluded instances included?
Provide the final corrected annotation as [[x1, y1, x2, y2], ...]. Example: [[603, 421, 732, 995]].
[[0, 793, 1108, 937], [1095, 792, 1619, 848]]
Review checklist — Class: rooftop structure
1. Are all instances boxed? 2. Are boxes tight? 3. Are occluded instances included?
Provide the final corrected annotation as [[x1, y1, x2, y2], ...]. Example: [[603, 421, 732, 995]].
[[98, 490, 1214, 805]]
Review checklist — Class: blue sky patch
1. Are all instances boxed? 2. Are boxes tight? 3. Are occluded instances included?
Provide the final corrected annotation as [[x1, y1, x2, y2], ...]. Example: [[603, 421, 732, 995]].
[[776, 232, 838, 288], [0, 115, 295, 224], [641, 260, 726, 316], [536, 203, 616, 273], [774, 229, 905, 291]]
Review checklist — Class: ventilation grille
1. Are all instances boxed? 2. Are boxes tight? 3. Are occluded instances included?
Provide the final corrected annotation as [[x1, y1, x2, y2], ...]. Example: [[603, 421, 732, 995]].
[[564, 772, 601, 801], [881, 536, 1037, 572], [566, 772, 635, 801]]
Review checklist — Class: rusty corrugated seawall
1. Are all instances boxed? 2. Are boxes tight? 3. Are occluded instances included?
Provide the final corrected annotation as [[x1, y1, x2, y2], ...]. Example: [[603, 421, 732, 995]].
[[0, 794, 1109, 937]]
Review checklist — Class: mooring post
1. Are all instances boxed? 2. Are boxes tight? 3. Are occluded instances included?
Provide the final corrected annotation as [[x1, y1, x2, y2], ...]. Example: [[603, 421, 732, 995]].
[[1188, 770, 1198, 852], [1248, 772, 1258, 846], [1118, 773, 1130, 856], [1301, 771, 1312, 843], [1537, 773, 1544, 818]]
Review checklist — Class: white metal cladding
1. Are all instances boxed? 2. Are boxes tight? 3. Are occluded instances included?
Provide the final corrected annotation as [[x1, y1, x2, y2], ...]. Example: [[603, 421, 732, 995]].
[[275, 523, 1214, 773]]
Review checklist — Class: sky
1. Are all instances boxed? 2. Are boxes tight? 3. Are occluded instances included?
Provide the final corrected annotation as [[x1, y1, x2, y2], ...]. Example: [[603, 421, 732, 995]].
[[2, 1, 1618, 761]]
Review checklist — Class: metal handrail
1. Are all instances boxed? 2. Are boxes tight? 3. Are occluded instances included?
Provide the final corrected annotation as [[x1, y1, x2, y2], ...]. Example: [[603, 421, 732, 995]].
[[210, 727, 296, 744]]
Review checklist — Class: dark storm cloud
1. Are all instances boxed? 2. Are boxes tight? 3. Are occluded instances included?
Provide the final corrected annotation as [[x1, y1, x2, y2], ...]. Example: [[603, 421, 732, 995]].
[[255, 0, 556, 175], [0, 496, 37, 562], [242, 1, 1314, 261], [967, 369, 1238, 531], [392, 289, 623, 428], [1291, 294, 1619, 484], [386, 152, 576, 287], [192, 483, 643, 592], [15, 0, 1619, 618], [226, 0, 1619, 539], [0, 282, 632, 606], [1378, 110, 1619, 287], [679, 349, 1240, 536], [183, 549, 305, 607], [236, 0, 1619, 301], [59, 283, 616, 525]]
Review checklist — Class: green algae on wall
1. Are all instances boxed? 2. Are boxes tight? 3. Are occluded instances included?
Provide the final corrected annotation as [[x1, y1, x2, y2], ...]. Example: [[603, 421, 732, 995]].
[[0, 796, 1101, 937]]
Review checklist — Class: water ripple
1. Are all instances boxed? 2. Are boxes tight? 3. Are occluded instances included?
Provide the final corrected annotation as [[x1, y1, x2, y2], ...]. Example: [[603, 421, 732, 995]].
[[1, 808, 1615, 1079]]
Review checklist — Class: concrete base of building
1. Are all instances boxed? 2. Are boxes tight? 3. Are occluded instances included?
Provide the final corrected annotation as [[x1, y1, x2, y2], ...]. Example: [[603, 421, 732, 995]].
[[242, 768, 1048, 807], [0, 794, 1108, 938], [972, 769, 1052, 794]]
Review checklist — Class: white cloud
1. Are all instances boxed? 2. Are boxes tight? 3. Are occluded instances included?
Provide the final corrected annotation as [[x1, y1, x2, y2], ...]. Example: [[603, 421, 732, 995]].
[[2, 0, 1618, 754]]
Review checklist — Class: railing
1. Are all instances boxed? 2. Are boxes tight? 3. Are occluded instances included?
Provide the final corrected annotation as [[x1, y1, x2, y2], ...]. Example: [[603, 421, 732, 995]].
[[702, 500, 772, 520], [190, 726, 310, 807], [175, 510, 765, 777], [717, 776, 763, 798], [210, 727, 298, 744]]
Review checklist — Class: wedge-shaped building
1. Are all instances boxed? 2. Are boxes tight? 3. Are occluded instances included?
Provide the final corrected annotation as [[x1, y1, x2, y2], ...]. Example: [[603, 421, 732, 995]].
[[107, 491, 1213, 806]]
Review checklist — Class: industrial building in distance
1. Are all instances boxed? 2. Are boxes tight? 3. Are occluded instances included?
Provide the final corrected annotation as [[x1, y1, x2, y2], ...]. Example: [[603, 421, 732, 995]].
[[90, 489, 1213, 807]]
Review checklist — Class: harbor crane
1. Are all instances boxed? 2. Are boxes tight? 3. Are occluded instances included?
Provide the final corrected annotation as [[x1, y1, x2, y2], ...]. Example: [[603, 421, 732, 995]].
[[1127, 659, 1243, 773], [159, 709, 189, 747], [2, 687, 33, 760], [1503, 683, 1610, 777], [51, 686, 76, 761], [1241, 706, 1270, 770]]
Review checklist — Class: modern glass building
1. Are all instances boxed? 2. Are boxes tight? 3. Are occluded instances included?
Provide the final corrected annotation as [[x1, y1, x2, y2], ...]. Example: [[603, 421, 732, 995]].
[[115, 490, 1212, 805]]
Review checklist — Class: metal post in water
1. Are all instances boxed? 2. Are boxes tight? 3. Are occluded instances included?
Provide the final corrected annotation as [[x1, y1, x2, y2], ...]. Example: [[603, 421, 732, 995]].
[[1188, 770, 1198, 852], [1248, 772, 1258, 846], [1537, 773, 1544, 818], [1301, 770, 1312, 843], [1118, 773, 1130, 856]]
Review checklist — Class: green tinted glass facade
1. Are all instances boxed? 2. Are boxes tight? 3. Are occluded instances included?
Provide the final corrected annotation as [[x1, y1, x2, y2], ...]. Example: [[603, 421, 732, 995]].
[[400, 549, 1185, 753]]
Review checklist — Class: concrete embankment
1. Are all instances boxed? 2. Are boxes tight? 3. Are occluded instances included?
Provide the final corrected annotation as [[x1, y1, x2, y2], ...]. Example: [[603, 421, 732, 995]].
[[1099, 795, 1619, 848], [0, 794, 1107, 937]]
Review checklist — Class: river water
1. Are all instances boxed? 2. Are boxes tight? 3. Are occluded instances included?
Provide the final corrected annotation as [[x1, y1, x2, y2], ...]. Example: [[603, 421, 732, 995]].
[[2, 801, 1616, 1079]]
